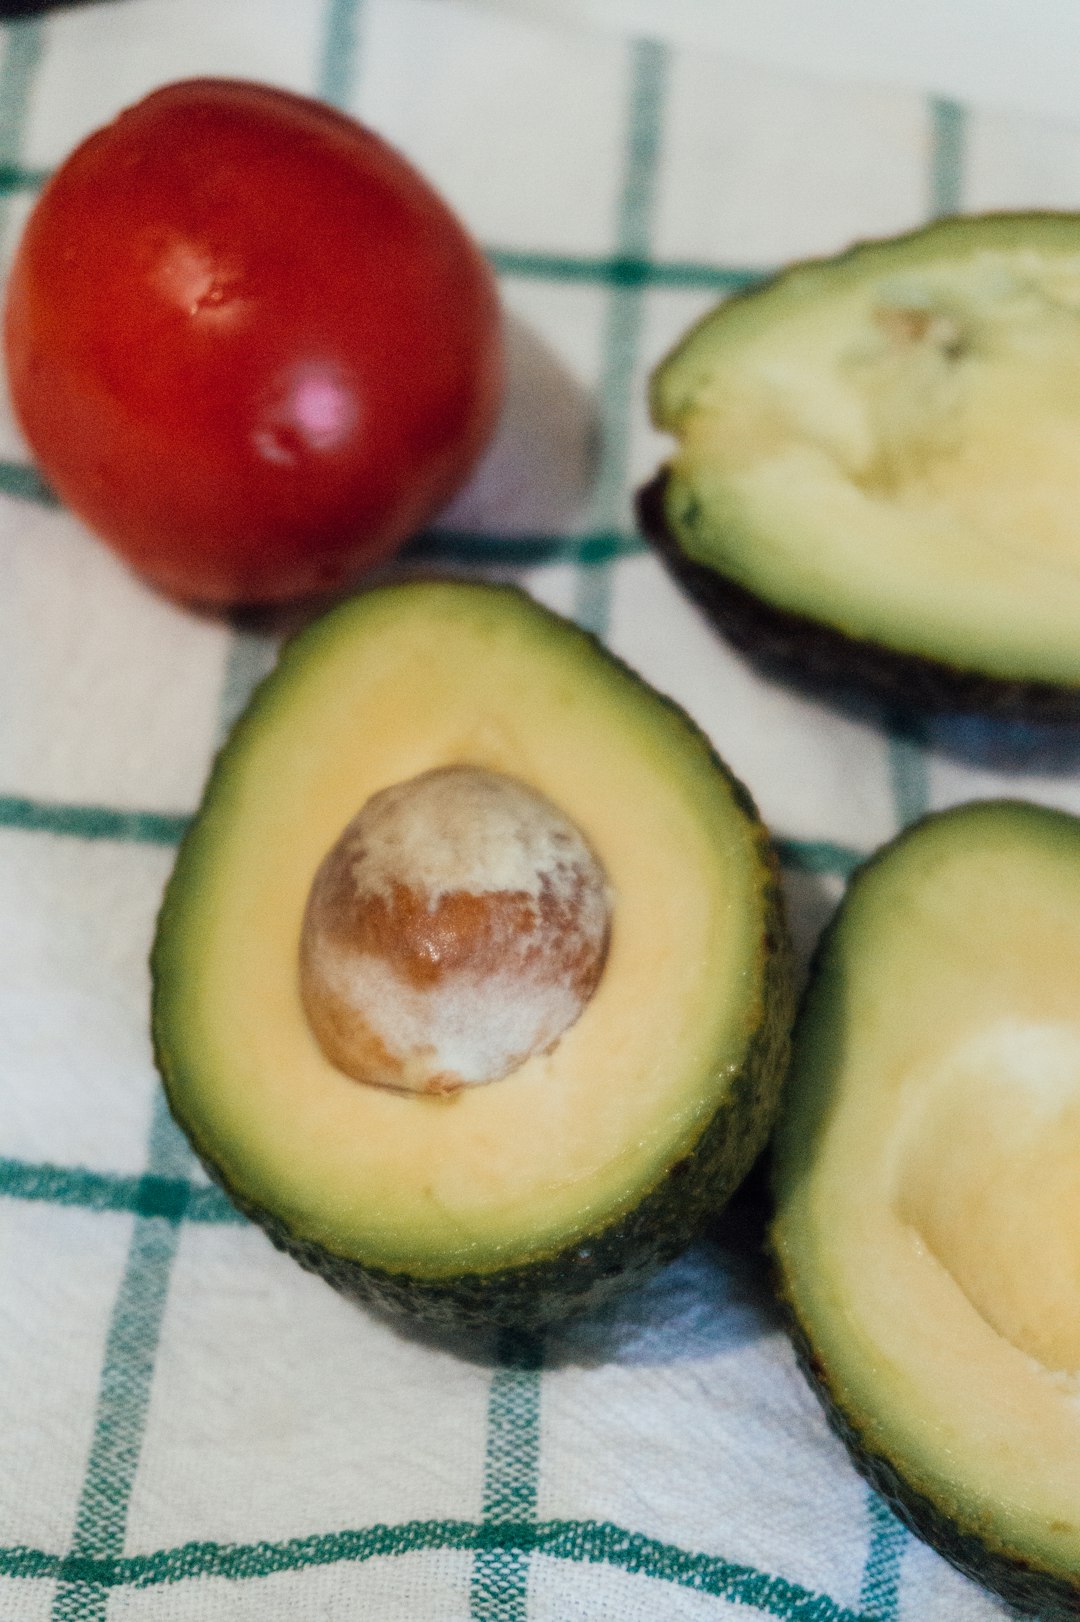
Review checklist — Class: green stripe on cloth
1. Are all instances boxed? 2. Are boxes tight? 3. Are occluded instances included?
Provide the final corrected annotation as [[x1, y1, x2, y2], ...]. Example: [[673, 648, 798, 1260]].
[[51, 1098, 194, 1622], [0, 159, 47, 192], [0, 794, 190, 845], [0, 458, 57, 504], [0, 17, 43, 167], [536, 1522, 875, 1620], [575, 37, 669, 638], [408, 524, 645, 566], [480, 1336, 544, 1525], [47, 619, 289, 1617], [0, 1521, 877, 1619], [319, 0, 364, 111], [470, 1332, 544, 1621], [928, 97, 966, 219], [885, 710, 931, 830], [859, 1495, 908, 1621], [0, 1156, 244, 1224], [216, 629, 279, 740], [776, 838, 863, 882], [488, 246, 765, 294]]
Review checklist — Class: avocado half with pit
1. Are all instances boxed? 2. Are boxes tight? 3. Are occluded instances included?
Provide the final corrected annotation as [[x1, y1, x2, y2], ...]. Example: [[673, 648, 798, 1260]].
[[644, 213, 1080, 717], [772, 800, 1080, 1616], [152, 580, 792, 1332]]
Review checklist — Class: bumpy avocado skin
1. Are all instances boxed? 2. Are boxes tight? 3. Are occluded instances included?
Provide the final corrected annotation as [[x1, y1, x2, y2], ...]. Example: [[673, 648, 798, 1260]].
[[156, 765, 792, 1334], [641, 213, 1080, 722], [167, 846, 788, 1335], [639, 472, 1080, 722], [769, 816, 1080, 1619], [152, 585, 794, 1335], [779, 1300, 1080, 1620]]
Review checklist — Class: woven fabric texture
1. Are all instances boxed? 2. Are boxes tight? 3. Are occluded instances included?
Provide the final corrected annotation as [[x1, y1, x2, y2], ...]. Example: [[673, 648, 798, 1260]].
[[1, 1, 1075, 1617]]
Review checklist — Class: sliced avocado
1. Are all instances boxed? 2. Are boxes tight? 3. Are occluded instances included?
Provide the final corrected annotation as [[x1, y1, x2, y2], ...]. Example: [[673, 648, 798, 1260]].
[[772, 800, 1080, 1616], [647, 214, 1080, 717], [153, 580, 792, 1331]]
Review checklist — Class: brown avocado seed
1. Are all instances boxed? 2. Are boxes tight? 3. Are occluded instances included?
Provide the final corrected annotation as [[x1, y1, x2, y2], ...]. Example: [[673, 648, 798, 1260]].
[[299, 764, 612, 1095]]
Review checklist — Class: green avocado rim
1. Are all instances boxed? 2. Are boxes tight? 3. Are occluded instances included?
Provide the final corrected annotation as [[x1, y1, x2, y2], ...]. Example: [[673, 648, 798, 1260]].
[[152, 578, 795, 1331], [645, 211, 1080, 719]]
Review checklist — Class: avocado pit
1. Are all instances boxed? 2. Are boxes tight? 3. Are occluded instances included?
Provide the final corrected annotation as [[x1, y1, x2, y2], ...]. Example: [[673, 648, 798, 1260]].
[[299, 764, 612, 1095]]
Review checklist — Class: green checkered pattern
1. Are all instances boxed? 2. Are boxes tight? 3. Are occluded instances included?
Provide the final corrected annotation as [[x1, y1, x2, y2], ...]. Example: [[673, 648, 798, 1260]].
[[0, 2, 1068, 1617]]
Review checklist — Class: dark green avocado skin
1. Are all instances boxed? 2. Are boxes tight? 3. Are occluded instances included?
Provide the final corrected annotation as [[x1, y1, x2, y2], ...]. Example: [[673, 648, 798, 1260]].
[[769, 815, 1080, 1619], [157, 840, 791, 1334], [152, 587, 795, 1336], [778, 1296, 1080, 1619], [638, 472, 1080, 723]]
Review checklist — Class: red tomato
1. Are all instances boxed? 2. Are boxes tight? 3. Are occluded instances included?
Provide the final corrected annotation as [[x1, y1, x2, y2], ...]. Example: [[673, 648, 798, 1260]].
[[3, 79, 503, 606]]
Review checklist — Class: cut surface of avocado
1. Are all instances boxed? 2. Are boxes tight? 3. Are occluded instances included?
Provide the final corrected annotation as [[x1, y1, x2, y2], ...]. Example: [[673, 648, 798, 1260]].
[[772, 800, 1080, 1613], [153, 580, 791, 1329], [652, 214, 1080, 697]]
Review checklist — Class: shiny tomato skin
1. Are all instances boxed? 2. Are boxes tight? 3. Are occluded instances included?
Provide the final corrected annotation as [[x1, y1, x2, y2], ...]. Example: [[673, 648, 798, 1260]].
[[3, 79, 503, 606]]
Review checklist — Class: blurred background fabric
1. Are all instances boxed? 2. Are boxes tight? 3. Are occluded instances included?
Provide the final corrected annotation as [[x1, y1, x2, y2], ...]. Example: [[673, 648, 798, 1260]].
[[491, 0, 1080, 123]]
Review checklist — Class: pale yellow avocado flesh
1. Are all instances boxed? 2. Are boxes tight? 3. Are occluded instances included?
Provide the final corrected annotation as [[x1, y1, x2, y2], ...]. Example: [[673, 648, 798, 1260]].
[[655, 217, 1080, 683], [156, 584, 768, 1276], [772, 802, 1080, 1578]]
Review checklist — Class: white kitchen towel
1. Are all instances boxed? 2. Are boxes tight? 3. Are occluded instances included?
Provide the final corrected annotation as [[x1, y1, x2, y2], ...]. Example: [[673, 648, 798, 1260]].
[[1, 2, 1075, 1617]]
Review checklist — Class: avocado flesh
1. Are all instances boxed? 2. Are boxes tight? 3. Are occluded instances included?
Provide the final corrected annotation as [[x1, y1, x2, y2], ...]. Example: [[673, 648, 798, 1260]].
[[772, 801, 1080, 1606], [153, 581, 789, 1322], [654, 215, 1080, 691]]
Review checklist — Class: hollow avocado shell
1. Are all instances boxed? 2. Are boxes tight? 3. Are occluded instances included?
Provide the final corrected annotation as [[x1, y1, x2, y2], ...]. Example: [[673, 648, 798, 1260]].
[[641, 212, 1080, 722], [639, 471, 1080, 722], [769, 805, 1080, 1618], [779, 1297, 1080, 1620]]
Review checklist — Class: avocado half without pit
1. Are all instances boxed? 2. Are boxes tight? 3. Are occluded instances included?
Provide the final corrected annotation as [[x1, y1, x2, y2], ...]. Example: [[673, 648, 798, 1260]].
[[772, 801, 1080, 1617], [152, 580, 793, 1332], [643, 213, 1080, 717]]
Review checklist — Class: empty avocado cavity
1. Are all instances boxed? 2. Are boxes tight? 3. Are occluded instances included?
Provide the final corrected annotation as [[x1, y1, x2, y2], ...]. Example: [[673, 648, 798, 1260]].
[[772, 801, 1080, 1617], [894, 1018, 1080, 1379], [647, 215, 1080, 711]]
